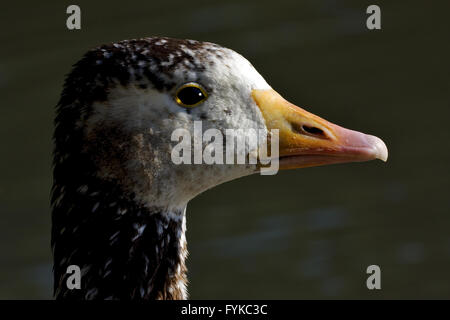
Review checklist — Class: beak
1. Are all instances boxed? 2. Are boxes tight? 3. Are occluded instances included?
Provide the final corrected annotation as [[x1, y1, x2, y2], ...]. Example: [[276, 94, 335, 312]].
[[252, 89, 388, 170]]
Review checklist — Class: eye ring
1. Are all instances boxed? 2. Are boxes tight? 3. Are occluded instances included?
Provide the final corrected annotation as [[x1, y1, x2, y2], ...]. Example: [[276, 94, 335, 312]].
[[174, 82, 208, 108]]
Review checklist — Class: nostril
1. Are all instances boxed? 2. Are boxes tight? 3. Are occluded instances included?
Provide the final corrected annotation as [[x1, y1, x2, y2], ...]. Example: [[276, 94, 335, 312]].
[[290, 122, 328, 139], [302, 125, 325, 137]]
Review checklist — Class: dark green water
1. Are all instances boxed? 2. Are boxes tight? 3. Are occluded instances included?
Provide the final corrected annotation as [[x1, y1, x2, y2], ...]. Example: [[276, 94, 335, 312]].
[[0, 0, 449, 298]]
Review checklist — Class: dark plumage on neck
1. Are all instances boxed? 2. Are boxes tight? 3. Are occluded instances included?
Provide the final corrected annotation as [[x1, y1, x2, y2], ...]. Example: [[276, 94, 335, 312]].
[[51, 174, 188, 300]]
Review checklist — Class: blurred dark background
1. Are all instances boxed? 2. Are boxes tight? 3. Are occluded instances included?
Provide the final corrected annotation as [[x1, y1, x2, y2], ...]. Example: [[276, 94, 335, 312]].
[[0, 0, 449, 299]]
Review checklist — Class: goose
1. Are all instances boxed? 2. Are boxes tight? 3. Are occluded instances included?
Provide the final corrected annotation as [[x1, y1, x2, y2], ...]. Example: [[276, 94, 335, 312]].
[[51, 37, 388, 300]]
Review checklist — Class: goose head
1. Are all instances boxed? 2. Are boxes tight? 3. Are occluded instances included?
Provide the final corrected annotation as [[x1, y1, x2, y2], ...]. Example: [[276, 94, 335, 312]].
[[52, 37, 387, 299]]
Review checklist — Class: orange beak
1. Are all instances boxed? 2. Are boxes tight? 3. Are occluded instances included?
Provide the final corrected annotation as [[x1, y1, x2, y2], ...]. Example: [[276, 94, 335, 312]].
[[252, 89, 388, 170]]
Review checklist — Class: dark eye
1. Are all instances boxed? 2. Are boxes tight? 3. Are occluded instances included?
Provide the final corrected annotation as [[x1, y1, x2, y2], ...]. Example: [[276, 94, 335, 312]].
[[175, 83, 208, 107]]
